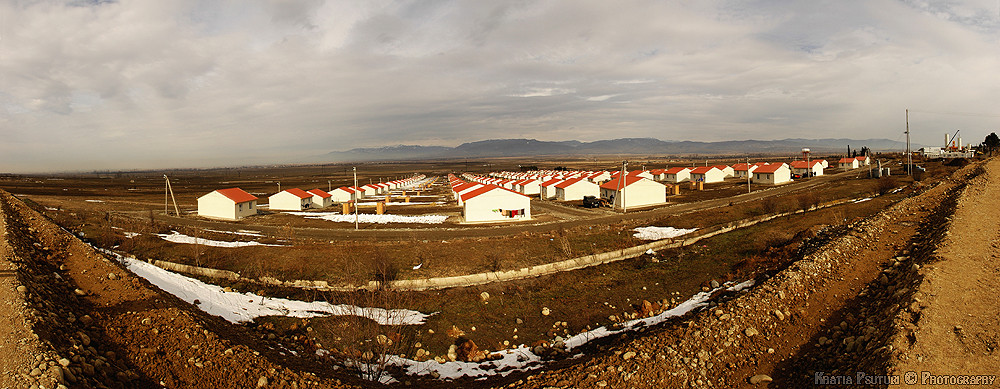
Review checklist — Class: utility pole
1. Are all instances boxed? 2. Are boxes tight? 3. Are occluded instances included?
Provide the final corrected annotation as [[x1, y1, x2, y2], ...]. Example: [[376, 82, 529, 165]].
[[328, 180, 331, 192], [353, 167, 359, 230], [616, 161, 628, 213], [277, 182, 281, 193], [163, 175, 180, 217], [905, 109, 912, 175], [746, 158, 751, 194]]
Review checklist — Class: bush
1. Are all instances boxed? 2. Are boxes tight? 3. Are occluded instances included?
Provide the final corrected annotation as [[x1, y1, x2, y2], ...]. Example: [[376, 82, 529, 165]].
[[875, 176, 898, 195], [795, 192, 819, 211]]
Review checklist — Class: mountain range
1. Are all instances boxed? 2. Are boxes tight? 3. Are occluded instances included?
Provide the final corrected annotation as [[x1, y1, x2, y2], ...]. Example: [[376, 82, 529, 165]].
[[323, 138, 917, 162]]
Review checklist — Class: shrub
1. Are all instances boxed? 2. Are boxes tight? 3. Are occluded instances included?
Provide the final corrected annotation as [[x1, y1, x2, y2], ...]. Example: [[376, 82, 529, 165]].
[[875, 176, 898, 195]]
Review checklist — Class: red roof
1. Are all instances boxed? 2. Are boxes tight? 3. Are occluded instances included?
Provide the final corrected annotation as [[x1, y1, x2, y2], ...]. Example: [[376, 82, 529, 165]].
[[554, 177, 585, 189], [754, 164, 787, 173], [600, 176, 643, 190], [731, 163, 753, 171], [452, 182, 481, 193], [689, 166, 719, 174], [838, 157, 855, 163], [215, 188, 257, 203], [307, 189, 332, 198], [459, 184, 529, 202], [664, 167, 690, 174], [540, 178, 563, 186], [284, 188, 313, 199], [335, 186, 356, 193]]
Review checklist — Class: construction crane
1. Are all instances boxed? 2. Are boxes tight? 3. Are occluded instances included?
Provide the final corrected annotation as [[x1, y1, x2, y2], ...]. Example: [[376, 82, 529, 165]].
[[949, 129, 961, 151]]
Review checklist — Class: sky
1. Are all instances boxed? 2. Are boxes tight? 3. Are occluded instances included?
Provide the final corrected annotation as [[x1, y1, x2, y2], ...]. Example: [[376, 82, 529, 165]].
[[2, 0, 1000, 172]]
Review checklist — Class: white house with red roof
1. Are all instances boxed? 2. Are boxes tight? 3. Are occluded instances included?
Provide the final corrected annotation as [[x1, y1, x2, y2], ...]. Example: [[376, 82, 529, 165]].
[[599, 176, 667, 209], [731, 163, 760, 179], [838, 157, 860, 170], [517, 179, 541, 195], [554, 177, 599, 201], [662, 167, 692, 183], [855, 156, 870, 166], [329, 187, 356, 203], [461, 184, 531, 223], [306, 189, 334, 208], [269, 188, 313, 211], [714, 165, 735, 178], [752, 163, 792, 185], [197, 188, 258, 220], [789, 160, 824, 177], [689, 166, 726, 183], [539, 178, 564, 199]]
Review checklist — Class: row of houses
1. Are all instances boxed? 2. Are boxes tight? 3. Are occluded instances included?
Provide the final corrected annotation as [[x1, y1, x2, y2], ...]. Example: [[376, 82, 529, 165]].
[[196, 175, 426, 220], [459, 171, 669, 210]]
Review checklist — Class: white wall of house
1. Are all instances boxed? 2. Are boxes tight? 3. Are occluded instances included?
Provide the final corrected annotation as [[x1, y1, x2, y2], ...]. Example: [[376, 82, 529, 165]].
[[600, 179, 666, 209], [308, 193, 333, 208], [519, 180, 541, 195], [663, 169, 691, 183], [269, 191, 312, 211], [329, 188, 355, 203], [197, 191, 257, 220], [555, 180, 599, 201], [463, 190, 531, 223], [540, 181, 563, 199], [752, 166, 792, 185], [691, 168, 726, 183]]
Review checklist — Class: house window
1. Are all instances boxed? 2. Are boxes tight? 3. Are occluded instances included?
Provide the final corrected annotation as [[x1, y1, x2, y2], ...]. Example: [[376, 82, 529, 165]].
[[239, 203, 243, 211]]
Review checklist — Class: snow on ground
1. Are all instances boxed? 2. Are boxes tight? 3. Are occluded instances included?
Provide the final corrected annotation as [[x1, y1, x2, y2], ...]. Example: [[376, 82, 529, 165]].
[[156, 231, 285, 247], [378, 280, 756, 382], [84, 199, 104, 203], [99, 249, 433, 325], [632, 226, 698, 240], [853, 197, 873, 203], [287, 212, 449, 224], [123, 232, 140, 238]]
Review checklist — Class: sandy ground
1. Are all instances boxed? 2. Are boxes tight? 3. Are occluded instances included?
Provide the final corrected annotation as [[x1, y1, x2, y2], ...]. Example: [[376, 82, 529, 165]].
[[890, 157, 1000, 385]]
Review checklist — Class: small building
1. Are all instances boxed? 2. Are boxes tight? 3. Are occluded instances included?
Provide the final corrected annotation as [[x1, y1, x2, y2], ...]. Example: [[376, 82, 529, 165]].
[[662, 167, 692, 183], [689, 166, 726, 183], [599, 176, 667, 209], [731, 163, 760, 179], [752, 164, 792, 185], [197, 188, 258, 221], [517, 179, 541, 195], [329, 187, 357, 203], [714, 165, 735, 178], [855, 156, 871, 166], [461, 185, 531, 223], [790, 161, 824, 177], [539, 178, 564, 199], [554, 177, 600, 201], [306, 189, 334, 208], [269, 188, 313, 211], [838, 158, 860, 170]]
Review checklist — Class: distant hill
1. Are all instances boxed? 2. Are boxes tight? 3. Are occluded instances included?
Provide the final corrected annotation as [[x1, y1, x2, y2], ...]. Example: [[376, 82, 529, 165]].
[[322, 138, 915, 162]]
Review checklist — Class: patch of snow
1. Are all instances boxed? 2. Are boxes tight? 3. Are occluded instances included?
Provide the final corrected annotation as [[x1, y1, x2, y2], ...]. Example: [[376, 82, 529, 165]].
[[645, 249, 656, 255], [45, 207, 59, 211], [100, 249, 433, 325], [156, 231, 285, 247], [355, 202, 434, 206], [287, 212, 448, 224], [84, 199, 104, 203], [632, 226, 698, 240], [381, 280, 755, 382], [123, 232, 140, 239], [853, 197, 872, 203]]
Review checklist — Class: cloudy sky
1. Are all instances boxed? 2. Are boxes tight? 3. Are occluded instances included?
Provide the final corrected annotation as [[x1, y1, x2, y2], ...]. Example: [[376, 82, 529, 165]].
[[2, 0, 1000, 172]]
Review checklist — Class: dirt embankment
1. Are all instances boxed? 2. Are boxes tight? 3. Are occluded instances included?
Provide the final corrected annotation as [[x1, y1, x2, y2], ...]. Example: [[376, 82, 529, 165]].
[[497, 161, 982, 388], [0, 191, 366, 389]]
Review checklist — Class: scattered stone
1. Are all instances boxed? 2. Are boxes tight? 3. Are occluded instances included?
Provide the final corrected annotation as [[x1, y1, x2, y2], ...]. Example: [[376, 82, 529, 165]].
[[16, 285, 26, 293], [622, 351, 636, 360], [479, 292, 490, 301], [745, 327, 759, 337], [541, 307, 551, 316], [108, 273, 118, 280], [749, 374, 773, 385], [773, 310, 785, 321], [257, 376, 268, 388]]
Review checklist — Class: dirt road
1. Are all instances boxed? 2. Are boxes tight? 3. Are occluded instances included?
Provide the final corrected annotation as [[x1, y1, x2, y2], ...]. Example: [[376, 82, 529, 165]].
[[890, 158, 1000, 384]]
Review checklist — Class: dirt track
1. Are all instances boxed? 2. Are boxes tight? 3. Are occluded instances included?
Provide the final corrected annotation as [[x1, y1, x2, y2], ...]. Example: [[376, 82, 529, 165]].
[[0, 161, 997, 388]]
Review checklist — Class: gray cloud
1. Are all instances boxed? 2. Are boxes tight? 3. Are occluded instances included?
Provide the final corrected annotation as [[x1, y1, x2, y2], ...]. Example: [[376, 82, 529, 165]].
[[1, 0, 999, 172]]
